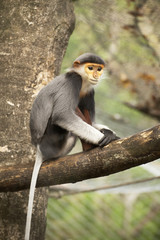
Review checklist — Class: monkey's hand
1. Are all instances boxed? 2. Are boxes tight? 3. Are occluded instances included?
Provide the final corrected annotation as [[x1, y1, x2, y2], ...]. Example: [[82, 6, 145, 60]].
[[98, 129, 120, 147]]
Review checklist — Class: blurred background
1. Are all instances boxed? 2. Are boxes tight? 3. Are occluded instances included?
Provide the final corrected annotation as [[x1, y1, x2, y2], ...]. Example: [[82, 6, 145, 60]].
[[46, 0, 160, 239]]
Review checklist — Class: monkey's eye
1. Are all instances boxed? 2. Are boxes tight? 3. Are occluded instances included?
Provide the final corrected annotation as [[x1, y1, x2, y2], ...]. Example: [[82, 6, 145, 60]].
[[97, 67, 102, 71], [88, 66, 93, 71]]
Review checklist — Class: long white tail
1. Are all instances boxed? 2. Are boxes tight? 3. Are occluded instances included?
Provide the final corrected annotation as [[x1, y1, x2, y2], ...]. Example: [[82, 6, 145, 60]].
[[25, 146, 43, 240]]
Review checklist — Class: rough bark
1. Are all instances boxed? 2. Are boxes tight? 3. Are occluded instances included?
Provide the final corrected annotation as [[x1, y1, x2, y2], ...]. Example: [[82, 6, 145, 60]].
[[0, 0, 75, 239], [0, 125, 160, 192]]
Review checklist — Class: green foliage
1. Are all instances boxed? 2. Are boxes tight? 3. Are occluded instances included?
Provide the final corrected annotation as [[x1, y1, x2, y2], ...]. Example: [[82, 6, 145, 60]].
[[46, 192, 160, 240], [115, 0, 134, 11], [117, 32, 157, 65]]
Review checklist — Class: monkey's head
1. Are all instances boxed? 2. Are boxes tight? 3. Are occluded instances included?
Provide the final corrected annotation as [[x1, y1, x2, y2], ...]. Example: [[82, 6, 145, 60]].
[[73, 53, 105, 85]]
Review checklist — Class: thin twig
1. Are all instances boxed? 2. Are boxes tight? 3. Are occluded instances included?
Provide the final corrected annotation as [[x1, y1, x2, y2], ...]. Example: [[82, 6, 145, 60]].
[[49, 175, 160, 198]]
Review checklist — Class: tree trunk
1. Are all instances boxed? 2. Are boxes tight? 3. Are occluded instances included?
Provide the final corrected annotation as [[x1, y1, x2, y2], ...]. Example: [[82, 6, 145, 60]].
[[0, 0, 75, 239]]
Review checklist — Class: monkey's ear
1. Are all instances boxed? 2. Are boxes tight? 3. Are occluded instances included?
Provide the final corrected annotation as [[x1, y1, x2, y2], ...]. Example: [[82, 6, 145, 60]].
[[73, 60, 80, 67]]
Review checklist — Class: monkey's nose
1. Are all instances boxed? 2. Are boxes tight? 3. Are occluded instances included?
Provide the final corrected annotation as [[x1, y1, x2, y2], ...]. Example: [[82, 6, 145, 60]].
[[93, 73, 98, 79]]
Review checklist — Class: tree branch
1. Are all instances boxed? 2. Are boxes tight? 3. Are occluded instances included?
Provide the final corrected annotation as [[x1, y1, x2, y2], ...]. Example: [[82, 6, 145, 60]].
[[0, 125, 160, 192]]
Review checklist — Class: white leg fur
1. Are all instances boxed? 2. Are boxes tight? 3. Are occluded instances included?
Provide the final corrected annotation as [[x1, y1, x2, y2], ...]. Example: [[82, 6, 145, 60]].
[[60, 135, 77, 156]]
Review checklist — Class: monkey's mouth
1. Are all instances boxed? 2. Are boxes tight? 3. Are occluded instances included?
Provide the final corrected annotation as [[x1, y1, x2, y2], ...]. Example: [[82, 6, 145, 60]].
[[89, 79, 98, 85]]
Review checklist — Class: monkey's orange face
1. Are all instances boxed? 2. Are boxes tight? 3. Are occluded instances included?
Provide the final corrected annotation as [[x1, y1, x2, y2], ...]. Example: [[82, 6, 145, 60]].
[[85, 63, 104, 85]]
